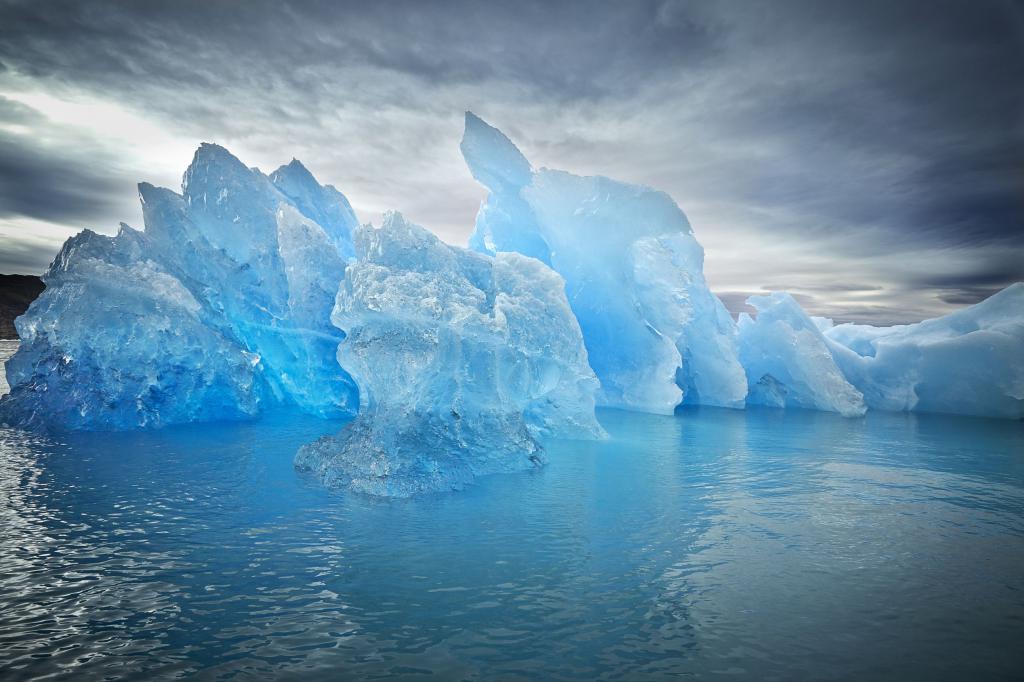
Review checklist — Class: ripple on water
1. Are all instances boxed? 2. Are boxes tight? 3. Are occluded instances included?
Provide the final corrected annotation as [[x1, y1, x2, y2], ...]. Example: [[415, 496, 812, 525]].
[[0, 350, 1022, 681]]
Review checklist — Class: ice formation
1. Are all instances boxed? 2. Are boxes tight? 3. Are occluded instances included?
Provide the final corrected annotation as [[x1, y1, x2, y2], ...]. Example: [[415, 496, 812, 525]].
[[295, 212, 604, 496], [822, 283, 1024, 419], [0, 145, 359, 430], [1, 111, 1020, 461], [737, 293, 867, 417], [461, 112, 747, 415]]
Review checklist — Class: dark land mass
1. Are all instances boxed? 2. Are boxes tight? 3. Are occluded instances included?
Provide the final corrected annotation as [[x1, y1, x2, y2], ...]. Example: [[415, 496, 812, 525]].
[[0, 274, 44, 339]]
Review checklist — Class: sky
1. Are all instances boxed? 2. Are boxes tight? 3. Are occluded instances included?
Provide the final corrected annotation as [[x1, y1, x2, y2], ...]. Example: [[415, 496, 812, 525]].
[[0, 0, 1021, 325]]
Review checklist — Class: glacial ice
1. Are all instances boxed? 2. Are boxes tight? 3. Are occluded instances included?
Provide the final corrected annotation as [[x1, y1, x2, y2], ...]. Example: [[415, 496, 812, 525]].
[[0, 144, 359, 430], [461, 112, 747, 415], [822, 283, 1024, 419], [0, 227, 262, 429], [738, 292, 867, 417], [1, 110, 1020, 472], [295, 212, 604, 496]]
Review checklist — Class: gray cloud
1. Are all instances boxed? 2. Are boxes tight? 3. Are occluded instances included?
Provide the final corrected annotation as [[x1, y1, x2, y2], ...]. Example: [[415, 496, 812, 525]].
[[0, 0, 1020, 323], [0, 134, 127, 224], [0, 94, 36, 123], [936, 288, 1006, 305], [912, 257, 1024, 290], [0, 1, 721, 101], [760, 283, 884, 294], [0, 232, 60, 273], [0, 93, 140, 241]]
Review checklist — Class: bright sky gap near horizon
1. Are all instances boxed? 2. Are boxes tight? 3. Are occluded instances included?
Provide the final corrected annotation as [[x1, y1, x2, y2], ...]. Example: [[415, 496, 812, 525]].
[[0, 0, 1021, 325]]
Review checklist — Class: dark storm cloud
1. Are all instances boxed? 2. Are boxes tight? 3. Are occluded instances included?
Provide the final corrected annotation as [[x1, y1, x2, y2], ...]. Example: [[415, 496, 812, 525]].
[[0, 134, 126, 224], [0, 96, 129, 223], [0, 0, 1020, 321], [760, 283, 883, 294], [915, 260, 1024, 290], [936, 288, 1006, 306], [0, 0, 719, 106], [684, 1, 1024, 252], [0, 232, 61, 274]]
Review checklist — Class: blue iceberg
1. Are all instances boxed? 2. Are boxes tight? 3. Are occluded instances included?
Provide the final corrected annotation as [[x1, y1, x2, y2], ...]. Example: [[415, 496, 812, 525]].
[[0, 144, 359, 430], [461, 112, 747, 415], [0, 226, 262, 429], [295, 212, 604, 496], [738, 293, 867, 417], [821, 283, 1024, 419], [1, 111, 1020, 482]]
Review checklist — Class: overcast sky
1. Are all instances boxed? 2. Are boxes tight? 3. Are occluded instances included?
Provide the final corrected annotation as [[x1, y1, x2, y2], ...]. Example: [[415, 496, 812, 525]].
[[0, 0, 1021, 324]]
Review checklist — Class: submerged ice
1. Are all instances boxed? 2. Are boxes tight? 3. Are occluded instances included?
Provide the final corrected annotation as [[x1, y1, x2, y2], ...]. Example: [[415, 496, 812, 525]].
[[0, 144, 359, 430], [295, 212, 603, 496], [461, 112, 747, 415]]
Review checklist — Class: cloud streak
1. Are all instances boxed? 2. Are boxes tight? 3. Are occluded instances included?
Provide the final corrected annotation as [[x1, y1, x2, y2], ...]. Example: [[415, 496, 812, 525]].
[[0, 0, 1020, 324]]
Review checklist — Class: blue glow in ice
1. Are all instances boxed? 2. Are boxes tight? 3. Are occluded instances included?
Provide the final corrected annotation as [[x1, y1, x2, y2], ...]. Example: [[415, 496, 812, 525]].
[[2, 121, 1020, 440], [295, 212, 604, 496], [738, 292, 867, 417], [461, 112, 747, 415], [0, 145, 358, 430]]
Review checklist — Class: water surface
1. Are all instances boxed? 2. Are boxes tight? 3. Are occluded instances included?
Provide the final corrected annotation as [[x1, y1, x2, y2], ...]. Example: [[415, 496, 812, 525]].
[[1, 344, 1022, 680]]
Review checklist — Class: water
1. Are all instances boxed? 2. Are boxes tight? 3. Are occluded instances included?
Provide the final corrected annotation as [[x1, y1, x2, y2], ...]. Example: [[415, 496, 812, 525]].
[[1, 343, 1022, 681]]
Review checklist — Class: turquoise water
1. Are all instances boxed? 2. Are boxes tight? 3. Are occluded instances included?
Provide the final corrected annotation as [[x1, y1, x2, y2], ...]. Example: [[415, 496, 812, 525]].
[[1, 343, 1023, 680]]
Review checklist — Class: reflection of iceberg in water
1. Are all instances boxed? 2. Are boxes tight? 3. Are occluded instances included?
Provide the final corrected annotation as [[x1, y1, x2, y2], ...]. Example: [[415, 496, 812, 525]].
[[1, 399, 1023, 678], [0, 411, 361, 675]]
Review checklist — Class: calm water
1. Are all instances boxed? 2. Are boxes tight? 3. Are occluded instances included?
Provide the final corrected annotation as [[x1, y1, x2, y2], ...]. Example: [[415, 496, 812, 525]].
[[1, 342, 1022, 681]]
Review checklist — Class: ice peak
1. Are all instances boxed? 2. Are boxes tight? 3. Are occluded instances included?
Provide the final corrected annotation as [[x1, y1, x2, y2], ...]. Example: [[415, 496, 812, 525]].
[[379, 209, 411, 231], [191, 142, 245, 168], [353, 211, 453, 273], [461, 111, 533, 191], [182, 143, 255, 196], [136, 181, 173, 204], [271, 157, 315, 184], [269, 155, 359, 260]]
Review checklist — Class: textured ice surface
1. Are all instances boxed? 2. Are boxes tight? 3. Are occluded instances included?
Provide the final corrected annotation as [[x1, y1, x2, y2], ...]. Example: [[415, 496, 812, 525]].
[[0, 145, 358, 430], [461, 112, 746, 415], [0, 228, 261, 429], [3, 118, 1019, 440], [296, 212, 603, 497], [823, 283, 1024, 419], [738, 292, 867, 417]]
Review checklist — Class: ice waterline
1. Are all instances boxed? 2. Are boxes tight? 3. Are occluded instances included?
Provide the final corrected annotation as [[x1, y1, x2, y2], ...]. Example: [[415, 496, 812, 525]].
[[0, 113, 1020, 495]]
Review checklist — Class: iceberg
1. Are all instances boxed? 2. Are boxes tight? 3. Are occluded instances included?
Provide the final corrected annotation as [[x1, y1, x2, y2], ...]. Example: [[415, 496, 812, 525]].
[[461, 112, 746, 415], [2, 114, 1019, 445], [295, 212, 604, 497], [0, 144, 359, 430], [738, 292, 867, 417], [0, 227, 262, 429], [822, 283, 1024, 419]]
